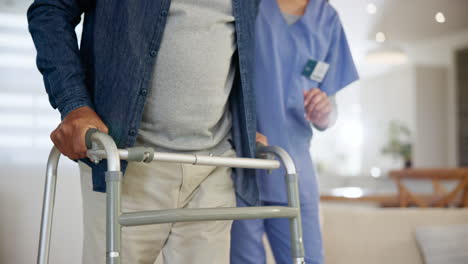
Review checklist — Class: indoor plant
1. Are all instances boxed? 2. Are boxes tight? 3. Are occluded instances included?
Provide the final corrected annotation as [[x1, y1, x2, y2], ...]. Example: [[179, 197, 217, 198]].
[[381, 120, 413, 168]]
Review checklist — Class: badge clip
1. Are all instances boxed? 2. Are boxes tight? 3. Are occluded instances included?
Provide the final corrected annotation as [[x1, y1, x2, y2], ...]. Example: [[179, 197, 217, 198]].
[[302, 59, 330, 83]]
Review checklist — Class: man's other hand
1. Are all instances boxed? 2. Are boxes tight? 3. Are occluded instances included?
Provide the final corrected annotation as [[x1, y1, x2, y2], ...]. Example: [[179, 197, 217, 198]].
[[50, 106, 109, 160], [303, 88, 333, 128]]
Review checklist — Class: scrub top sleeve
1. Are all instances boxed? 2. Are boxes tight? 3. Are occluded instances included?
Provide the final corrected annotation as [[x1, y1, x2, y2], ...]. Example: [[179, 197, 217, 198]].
[[320, 17, 359, 96]]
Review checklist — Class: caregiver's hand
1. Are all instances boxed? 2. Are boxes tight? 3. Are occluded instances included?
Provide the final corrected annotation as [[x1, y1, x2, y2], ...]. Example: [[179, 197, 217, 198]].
[[50, 106, 109, 160], [303, 88, 333, 128], [256, 132, 268, 146]]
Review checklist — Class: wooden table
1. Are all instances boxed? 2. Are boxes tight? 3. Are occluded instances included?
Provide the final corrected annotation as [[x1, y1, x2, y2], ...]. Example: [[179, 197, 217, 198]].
[[320, 193, 400, 207], [389, 168, 468, 208], [319, 193, 446, 208]]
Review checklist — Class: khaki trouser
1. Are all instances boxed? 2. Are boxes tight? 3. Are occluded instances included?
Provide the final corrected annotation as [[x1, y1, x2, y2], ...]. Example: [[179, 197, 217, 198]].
[[79, 148, 236, 264]]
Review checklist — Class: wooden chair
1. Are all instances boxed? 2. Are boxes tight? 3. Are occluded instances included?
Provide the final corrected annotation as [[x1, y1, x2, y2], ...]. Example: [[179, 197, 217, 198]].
[[388, 168, 468, 208]]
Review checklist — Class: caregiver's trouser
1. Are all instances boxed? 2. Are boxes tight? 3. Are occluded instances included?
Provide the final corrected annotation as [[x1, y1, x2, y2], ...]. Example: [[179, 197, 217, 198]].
[[79, 148, 236, 264], [231, 197, 323, 264]]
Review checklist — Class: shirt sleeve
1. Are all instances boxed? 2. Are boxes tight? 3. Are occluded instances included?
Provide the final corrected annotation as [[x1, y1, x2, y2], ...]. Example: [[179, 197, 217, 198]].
[[319, 15, 359, 96], [27, 0, 95, 119]]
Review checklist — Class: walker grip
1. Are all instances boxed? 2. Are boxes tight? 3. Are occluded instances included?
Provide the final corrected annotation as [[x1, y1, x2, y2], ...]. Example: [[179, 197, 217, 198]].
[[85, 128, 100, 149], [256, 142, 269, 158]]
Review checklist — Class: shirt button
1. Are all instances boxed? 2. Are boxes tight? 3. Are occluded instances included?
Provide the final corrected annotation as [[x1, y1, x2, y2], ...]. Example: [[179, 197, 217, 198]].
[[140, 89, 148, 96], [161, 10, 168, 17], [129, 129, 136, 136], [150, 50, 157, 57]]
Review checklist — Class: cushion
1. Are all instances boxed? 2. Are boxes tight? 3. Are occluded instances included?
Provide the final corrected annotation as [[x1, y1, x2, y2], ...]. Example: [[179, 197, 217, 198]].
[[415, 224, 468, 264]]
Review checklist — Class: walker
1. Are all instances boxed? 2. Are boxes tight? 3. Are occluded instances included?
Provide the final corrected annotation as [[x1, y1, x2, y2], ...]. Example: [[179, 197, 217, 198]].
[[37, 129, 305, 264]]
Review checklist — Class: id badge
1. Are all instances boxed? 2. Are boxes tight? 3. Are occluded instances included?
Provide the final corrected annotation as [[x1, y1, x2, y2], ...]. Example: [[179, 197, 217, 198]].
[[302, 59, 330, 83]]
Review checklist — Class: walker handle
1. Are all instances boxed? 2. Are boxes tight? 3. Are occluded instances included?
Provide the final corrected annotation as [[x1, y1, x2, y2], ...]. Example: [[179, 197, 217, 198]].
[[85, 128, 100, 149], [256, 142, 270, 157], [256, 142, 267, 149]]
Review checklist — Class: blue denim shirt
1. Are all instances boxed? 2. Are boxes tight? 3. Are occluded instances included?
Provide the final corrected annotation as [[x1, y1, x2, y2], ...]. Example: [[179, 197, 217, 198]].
[[28, 0, 260, 206]]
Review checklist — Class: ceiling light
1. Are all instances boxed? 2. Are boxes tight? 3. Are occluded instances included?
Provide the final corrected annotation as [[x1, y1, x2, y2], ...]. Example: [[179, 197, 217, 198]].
[[375, 32, 386, 43], [367, 3, 377, 14], [435, 12, 446, 23], [366, 45, 409, 65]]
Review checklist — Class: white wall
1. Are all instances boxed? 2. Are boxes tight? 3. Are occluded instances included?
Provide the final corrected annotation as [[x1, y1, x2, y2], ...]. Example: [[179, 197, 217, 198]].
[[357, 64, 451, 172], [413, 66, 449, 167], [406, 29, 468, 166], [0, 163, 83, 264], [343, 30, 468, 174], [0, 11, 83, 264], [359, 65, 416, 174]]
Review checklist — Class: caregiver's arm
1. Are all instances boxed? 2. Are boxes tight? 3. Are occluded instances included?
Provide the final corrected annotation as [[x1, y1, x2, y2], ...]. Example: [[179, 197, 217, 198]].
[[303, 88, 338, 131], [256, 132, 269, 146]]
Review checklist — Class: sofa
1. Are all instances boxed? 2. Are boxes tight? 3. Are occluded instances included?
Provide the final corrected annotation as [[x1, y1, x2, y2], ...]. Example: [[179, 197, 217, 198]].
[[265, 205, 468, 264]]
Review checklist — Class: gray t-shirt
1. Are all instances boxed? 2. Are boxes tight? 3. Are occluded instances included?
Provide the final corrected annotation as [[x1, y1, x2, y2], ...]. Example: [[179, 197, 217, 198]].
[[282, 12, 301, 25], [138, 0, 236, 153]]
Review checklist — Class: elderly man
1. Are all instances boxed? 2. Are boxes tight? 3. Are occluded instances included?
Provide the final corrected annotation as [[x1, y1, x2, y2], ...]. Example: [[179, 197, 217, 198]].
[[28, 0, 260, 263]]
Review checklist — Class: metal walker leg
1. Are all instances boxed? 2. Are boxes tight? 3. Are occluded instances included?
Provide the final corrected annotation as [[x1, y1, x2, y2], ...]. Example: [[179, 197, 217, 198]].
[[258, 146, 305, 264], [37, 147, 60, 264]]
